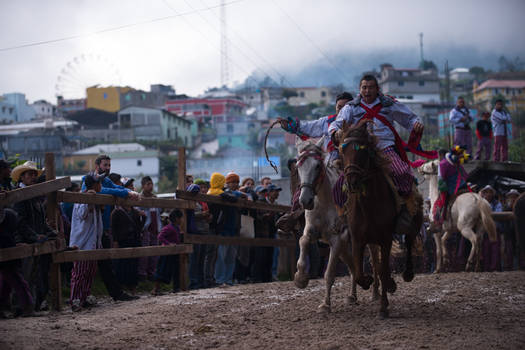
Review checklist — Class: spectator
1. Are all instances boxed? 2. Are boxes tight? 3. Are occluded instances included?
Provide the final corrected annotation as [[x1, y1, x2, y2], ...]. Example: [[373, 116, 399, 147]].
[[475, 112, 493, 160], [194, 178, 208, 193], [502, 189, 520, 270], [108, 173, 123, 186], [121, 177, 135, 191], [239, 178, 256, 198], [0, 207, 34, 317], [214, 172, 243, 286], [187, 183, 211, 289], [151, 210, 184, 295], [61, 183, 80, 225], [185, 175, 194, 189], [12, 161, 56, 311], [260, 177, 272, 188], [111, 203, 145, 294], [480, 185, 502, 271], [138, 176, 161, 281], [491, 99, 512, 162], [449, 96, 473, 155], [84, 155, 139, 302], [68, 173, 104, 312], [194, 178, 216, 287], [0, 159, 14, 192]]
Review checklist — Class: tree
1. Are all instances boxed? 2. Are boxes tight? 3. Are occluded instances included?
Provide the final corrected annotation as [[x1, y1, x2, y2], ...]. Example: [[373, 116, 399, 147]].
[[498, 55, 524, 72], [420, 60, 437, 70]]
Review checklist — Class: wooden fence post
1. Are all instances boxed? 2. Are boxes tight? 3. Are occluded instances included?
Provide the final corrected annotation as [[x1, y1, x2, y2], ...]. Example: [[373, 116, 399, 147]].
[[45, 153, 62, 311], [177, 147, 189, 291]]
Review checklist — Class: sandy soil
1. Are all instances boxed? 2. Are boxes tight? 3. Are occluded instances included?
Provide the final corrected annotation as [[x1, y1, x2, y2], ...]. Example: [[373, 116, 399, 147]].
[[1, 271, 524, 350]]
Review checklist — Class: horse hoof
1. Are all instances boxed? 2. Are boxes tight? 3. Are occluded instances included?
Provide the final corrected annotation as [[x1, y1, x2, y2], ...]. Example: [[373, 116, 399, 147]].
[[317, 303, 331, 314], [402, 269, 414, 282], [386, 278, 397, 294], [294, 273, 309, 289], [346, 295, 358, 305], [357, 275, 373, 290], [379, 309, 389, 319]]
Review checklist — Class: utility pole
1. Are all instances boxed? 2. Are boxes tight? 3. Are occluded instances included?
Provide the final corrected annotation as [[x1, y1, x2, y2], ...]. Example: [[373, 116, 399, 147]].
[[220, 0, 230, 87], [444, 60, 451, 105], [419, 32, 424, 67]]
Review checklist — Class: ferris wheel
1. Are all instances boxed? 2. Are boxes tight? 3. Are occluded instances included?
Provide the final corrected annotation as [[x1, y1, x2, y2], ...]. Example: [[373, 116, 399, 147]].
[[55, 54, 122, 99]]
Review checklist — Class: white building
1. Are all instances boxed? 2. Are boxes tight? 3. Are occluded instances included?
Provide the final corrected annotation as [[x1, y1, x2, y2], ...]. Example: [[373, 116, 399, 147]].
[[450, 68, 474, 82], [1, 93, 36, 122], [31, 100, 56, 119], [379, 64, 440, 103]]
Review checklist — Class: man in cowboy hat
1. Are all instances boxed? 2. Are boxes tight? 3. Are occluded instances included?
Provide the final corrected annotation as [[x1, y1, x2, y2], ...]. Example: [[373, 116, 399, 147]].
[[11, 161, 56, 311]]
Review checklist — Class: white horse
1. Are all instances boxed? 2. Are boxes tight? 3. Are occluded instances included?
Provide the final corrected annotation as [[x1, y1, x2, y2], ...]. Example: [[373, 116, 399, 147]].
[[294, 137, 379, 312], [418, 160, 497, 272]]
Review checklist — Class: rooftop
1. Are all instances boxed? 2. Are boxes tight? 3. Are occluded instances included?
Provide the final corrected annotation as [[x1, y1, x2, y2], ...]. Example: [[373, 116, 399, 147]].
[[74, 143, 146, 155], [475, 79, 525, 91]]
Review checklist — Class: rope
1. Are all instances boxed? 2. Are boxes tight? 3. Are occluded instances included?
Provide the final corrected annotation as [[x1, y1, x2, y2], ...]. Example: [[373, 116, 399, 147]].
[[264, 120, 281, 174]]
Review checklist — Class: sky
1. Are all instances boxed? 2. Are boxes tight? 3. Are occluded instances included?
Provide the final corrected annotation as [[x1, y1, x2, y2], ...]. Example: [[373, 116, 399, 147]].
[[1, 0, 524, 103]]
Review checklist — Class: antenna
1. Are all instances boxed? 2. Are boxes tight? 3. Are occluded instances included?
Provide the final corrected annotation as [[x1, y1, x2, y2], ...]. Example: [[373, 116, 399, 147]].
[[419, 32, 424, 66], [220, 0, 230, 87]]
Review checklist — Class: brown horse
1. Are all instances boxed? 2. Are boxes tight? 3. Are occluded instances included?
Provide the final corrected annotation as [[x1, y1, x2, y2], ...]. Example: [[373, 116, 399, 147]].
[[337, 120, 423, 317]]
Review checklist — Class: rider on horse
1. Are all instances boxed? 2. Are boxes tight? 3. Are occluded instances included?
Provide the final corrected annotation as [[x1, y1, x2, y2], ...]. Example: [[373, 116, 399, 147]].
[[328, 74, 436, 234], [275, 92, 353, 231], [432, 146, 470, 225]]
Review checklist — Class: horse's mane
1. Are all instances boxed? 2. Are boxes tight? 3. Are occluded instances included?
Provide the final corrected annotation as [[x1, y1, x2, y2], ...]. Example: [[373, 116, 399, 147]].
[[339, 119, 391, 175], [297, 138, 324, 156]]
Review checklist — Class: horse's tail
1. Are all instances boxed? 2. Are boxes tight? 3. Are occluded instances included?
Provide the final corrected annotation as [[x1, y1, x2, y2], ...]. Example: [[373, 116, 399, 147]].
[[478, 195, 497, 242]]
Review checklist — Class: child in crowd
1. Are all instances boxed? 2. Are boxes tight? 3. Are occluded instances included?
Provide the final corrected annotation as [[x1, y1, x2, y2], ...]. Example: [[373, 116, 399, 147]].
[[475, 112, 493, 160], [151, 210, 184, 295], [138, 176, 161, 281], [69, 173, 104, 312]]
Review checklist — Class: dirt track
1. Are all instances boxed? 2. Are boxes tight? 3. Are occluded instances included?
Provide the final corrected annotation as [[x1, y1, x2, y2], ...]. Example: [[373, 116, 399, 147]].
[[1, 271, 524, 349]]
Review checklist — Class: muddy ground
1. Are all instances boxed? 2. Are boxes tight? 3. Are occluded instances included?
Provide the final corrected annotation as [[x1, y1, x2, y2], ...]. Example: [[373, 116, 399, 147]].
[[1, 271, 524, 349]]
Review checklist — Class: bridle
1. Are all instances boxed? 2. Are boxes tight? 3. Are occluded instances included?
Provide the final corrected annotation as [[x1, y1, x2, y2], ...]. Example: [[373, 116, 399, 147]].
[[297, 148, 326, 196], [339, 135, 376, 194]]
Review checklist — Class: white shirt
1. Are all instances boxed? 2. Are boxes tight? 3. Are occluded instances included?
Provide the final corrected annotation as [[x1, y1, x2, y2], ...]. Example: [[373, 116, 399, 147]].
[[69, 203, 103, 250]]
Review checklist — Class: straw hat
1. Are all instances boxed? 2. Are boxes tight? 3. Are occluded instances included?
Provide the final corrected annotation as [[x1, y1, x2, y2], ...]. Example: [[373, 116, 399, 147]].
[[480, 184, 496, 195], [11, 161, 43, 183]]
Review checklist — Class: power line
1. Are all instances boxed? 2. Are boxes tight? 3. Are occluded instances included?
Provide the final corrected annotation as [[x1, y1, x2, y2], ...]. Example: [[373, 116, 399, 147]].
[[199, 0, 294, 87], [0, 0, 247, 53], [269, 0, 352, 85]]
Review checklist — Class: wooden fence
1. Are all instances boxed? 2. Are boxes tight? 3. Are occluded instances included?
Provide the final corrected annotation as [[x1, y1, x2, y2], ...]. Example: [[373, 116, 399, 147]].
[[0, 149, 295, 312]]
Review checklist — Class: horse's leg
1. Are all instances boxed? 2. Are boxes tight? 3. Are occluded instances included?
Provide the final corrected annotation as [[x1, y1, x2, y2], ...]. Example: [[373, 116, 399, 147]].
[[338, 232, 357, 305], [318, 235, 342, 313], [403, 233, 415, 282], [441, 230, 452, 271], [353, 237, 373, 290], [460, 227, 478, 272], [368, 245, 381, 301], [379, 241, 393, 318], [433, 231, 443, 273], [294, 232, 311, 288]]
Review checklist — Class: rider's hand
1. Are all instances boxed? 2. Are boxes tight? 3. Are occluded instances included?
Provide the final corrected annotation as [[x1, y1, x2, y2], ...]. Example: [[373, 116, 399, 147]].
[[413, 122, 424, 134], [278, 118, 288, 130]]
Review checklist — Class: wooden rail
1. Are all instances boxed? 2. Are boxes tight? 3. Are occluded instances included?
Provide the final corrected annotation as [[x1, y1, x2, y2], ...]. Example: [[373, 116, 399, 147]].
[[491, 211, 515, 221], [175, 190, 291, 213], [0, 177, 71, 206], [184, 234, 295, 247], [57, 191, 194, 209], [0, 239, 67, 263], [53, 244, 193, 263]]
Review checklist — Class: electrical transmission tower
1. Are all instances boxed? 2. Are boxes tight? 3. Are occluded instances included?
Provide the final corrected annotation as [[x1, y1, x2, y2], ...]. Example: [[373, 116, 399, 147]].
[[220, 0, 230, 87]]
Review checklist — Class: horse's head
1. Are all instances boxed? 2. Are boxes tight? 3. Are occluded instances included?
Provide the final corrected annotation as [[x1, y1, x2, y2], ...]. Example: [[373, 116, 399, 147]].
[[296, 137, 325, 210], [417, 159, 438, 176], [336, 120, 380, 190]]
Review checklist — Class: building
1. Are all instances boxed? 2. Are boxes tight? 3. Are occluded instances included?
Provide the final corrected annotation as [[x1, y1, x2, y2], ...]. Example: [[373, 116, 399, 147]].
[[215, 118, 257, 149], [64, 143, 160, 186], [117, 106, 194, 146], [0, 98, 16, 122], [56, 96, 86, 117], [473, 79, 525, 112], [165, 97, 247, 125], [0, 93, 36, 122], [379, 64, 440, 102], [31, 100, 56, 119], [287, 86, 333, 106], [450, 68, 474, 82], [150, 84, 175, 97], [86, 86, 166, 113]]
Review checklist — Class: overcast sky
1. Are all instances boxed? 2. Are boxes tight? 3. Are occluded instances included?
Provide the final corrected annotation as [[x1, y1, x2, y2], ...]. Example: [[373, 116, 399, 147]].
[[1, 0, 524, 103]]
